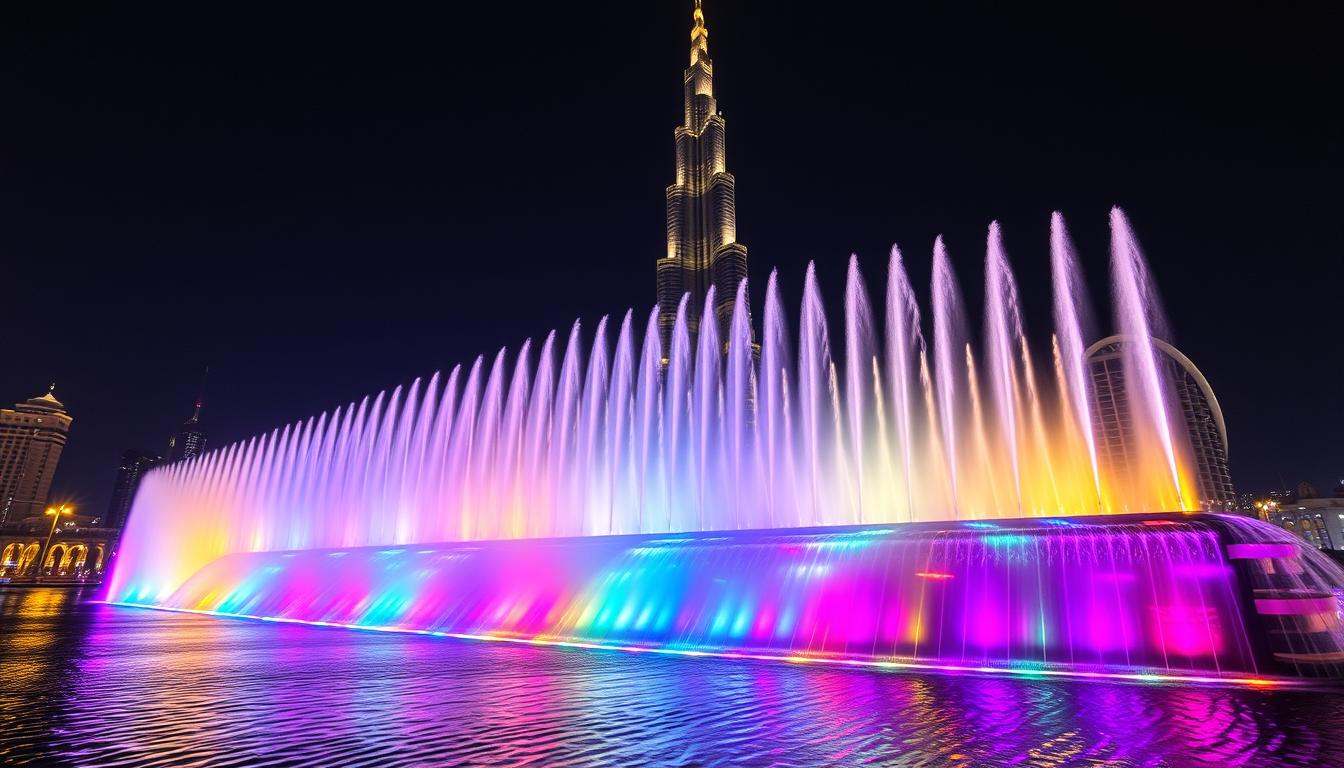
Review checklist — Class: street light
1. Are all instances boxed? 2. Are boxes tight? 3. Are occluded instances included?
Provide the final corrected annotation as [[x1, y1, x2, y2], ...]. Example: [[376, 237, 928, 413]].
[[37, 504, 73, 580]]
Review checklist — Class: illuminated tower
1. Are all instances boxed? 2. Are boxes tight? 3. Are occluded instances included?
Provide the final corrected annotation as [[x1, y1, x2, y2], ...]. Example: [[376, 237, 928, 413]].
[[657, 0, 748, 355]]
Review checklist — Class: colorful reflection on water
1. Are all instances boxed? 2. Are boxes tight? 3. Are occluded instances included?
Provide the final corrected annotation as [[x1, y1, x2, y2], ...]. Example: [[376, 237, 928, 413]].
[[3, 589, 1341, 767]]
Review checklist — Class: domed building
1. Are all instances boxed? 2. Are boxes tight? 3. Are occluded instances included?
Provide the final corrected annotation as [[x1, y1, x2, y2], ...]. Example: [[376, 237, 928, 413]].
[[0, 385, 73, 525]]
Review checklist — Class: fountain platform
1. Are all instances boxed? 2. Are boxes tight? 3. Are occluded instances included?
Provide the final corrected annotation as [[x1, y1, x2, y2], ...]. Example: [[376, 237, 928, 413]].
[[109, 513, 1344, 685]]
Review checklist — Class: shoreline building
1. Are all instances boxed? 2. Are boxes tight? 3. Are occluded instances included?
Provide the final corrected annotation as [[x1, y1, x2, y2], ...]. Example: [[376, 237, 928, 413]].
[[656, 0, 748, 355], [1260, 482, 1344, 551], [0, 386, 73, 525], [1085, 336, 1236, 512]]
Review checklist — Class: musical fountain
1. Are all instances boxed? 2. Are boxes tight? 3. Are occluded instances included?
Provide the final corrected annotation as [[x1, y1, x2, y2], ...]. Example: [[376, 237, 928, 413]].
[[106, 209, 1344, 684]]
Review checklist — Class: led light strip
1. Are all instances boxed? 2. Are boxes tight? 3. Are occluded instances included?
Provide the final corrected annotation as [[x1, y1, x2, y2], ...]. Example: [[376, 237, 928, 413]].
[[99, 601, 1296, 689]]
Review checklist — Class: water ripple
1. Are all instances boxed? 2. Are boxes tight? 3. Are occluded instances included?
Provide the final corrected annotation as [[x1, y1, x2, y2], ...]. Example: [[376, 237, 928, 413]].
[[3, 589, 1343, 767]]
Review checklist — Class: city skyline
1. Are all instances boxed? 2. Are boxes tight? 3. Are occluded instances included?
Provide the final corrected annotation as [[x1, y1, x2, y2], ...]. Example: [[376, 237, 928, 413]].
[[2, 0, 1340, 515], [6, 4, 1344, 765]]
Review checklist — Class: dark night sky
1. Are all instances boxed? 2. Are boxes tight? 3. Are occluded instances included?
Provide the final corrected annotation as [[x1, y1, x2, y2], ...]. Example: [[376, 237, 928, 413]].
[[1, 1, 1340, 516]]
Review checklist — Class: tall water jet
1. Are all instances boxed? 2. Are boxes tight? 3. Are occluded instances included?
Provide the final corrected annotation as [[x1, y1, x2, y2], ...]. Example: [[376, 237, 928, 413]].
[[692, 287, 723, 529], [580, 316, 610, 535], [634, 308, 662, 532], [798, 263, 834, 526], [525, 333, 555, 534], [931, 238, 966, 513], [759, 270, 792, 528], [474, 355, 505, 541], [449, 359, 481, 538], [844, 256, 876, 522], [883, 245, 923, 522], [607, 311, 635, 535], [1109, 207, 1192, 511], [553, 322, 586, 536], [665, 296, 692, 531], [983, 222, 1025, 514], [501, 342, 531, 538], [1050, 212, 1102, 511], [725, 280, 755, 526]]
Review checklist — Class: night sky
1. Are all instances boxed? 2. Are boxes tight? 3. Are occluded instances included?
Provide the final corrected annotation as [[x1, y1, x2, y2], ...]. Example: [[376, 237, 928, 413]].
[[2, 1, 1340, 517]]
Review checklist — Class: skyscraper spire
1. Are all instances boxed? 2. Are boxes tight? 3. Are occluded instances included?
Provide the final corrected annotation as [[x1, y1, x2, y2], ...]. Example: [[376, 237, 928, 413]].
[[656, 0, 748, 356], [168, 367, 209, 463], [193, 366, 209, 421], [691, 0, 708, 66]]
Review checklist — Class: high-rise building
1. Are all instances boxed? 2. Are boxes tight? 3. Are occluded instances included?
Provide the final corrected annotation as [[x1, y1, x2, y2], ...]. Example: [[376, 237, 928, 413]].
[[656, 0, 749, 356], [106, 449, 161, 530], [167, 403, 206, 463], [0, 386, 73, 525], [167, 370, 208, 463], [1085, 335, 1236, 512]]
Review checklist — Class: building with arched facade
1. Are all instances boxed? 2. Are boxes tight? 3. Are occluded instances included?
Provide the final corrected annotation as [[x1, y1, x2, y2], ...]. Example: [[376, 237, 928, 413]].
[[1085, 335, 1236, 512], [0, 511, 115, 583]]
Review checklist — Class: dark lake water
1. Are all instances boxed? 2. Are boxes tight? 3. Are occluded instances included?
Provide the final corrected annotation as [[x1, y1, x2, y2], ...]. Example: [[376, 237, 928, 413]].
[[3, 588, 1343, 767]]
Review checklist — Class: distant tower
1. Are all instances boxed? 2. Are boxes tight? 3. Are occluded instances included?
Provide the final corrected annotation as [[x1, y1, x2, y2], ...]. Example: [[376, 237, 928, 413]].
[[167, 369, 208, 463], [0, 385, 73, 525], [106, 449, 161, 530], [656, 0, 749, 355], [1085, 336, 1236, 511]]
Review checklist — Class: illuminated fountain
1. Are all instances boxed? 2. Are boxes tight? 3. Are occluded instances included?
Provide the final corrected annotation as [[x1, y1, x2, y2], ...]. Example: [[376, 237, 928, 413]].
[[107, 209, 1344, 683]]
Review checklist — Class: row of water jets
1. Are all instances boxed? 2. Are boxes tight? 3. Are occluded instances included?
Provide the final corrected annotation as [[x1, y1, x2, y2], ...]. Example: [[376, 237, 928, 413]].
[[129, 208, 1196, 556]]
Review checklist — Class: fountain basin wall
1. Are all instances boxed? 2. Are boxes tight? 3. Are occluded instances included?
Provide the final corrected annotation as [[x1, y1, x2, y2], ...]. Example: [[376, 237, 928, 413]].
[[112, 514, 1344, 681]]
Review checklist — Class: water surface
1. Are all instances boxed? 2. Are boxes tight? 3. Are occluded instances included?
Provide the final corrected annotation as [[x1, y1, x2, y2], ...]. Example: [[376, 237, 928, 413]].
[[3, 589, 1341, 767]]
